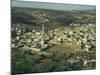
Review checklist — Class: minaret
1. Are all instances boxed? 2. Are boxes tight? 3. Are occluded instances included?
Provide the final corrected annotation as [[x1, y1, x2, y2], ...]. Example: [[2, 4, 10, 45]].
[[37, 13, 48, 48], [41, 23, 45, 47]]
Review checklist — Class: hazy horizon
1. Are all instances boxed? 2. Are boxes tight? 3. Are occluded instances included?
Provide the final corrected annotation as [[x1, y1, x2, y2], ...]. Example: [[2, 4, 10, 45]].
[[11, 1, 96, 11]]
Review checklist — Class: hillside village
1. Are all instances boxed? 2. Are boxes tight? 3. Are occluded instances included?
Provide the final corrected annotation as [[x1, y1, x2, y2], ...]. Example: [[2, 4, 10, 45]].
[[11, 7, 96, 74]]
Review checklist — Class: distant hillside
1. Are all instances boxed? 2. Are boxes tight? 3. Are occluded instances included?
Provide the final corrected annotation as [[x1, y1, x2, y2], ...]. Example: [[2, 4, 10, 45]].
[[11, 7, 96, 31]]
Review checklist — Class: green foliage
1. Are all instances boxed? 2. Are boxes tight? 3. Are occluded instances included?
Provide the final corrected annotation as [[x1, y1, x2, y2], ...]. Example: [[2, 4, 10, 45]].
[[11, 47, 96, 74], [53, 61, 71, 71]]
